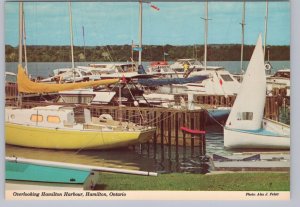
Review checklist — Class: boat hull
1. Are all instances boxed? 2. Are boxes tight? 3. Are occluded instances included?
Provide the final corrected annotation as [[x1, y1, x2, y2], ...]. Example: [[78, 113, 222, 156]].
[[5, 123, 155, 150], [6, 160, 101, 190], [206, 108, 231, 125], [224, 127, 290, 149]]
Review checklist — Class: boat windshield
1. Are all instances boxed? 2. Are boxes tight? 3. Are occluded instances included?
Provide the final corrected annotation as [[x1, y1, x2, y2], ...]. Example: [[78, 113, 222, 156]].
[[116, 64, 135, 72], [81, 71, 93, 76], [272, 71, 290, 78], [220, 74, 234, 82]]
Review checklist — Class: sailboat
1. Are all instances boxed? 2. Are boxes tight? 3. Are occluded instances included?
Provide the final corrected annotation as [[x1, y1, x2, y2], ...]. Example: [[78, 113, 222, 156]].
[[223, 34, 290, 149], [6, 156, 157, 190], [6, 156, 100, 190], [5, 2, 156, 150]]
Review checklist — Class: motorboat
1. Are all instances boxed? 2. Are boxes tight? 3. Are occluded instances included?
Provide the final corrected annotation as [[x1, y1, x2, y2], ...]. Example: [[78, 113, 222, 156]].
[[170, 59, 203, 72], [267, 69, 290, 96], [42, 67, 101, 83]]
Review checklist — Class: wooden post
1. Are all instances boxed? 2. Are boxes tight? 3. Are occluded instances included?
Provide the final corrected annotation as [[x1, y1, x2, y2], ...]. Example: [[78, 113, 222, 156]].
[[190, 113, 195, 157], [146, 109, 150, 156], [160, 112, 164, 146], [167, 112, 172, 159], [153, 111, 157, 153], [202, 133, 206, 155], [175, 112, 179, 157], [197, 110, 204, 156], [183, 112, 186, 157]]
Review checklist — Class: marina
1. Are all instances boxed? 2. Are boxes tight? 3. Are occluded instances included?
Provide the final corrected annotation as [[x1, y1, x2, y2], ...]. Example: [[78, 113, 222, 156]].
[[3, 0, 291, 195], [5, 99, 289, 174]]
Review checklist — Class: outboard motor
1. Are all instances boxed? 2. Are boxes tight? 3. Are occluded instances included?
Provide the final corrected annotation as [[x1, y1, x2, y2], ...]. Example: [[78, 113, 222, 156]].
[[138, 65, 146, 74]]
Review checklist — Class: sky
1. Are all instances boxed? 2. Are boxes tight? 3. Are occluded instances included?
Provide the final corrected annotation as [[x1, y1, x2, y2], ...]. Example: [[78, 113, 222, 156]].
[[4, 1, 290, 46]]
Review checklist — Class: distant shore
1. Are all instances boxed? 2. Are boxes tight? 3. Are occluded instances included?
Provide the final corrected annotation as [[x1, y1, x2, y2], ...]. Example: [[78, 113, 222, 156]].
[[5, 44, 290, 62]]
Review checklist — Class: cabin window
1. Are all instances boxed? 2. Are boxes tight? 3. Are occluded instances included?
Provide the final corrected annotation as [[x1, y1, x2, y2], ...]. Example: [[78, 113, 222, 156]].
[[10, 114, 15, 119], [30, 114, 43, 122], [47, 115, 61, 123], [237, 112, 253, 120], [220, 74, 234, 81]]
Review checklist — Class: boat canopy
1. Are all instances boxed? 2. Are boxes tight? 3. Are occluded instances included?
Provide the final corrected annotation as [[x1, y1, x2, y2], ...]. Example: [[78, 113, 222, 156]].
[[17, 65, 119, 93]]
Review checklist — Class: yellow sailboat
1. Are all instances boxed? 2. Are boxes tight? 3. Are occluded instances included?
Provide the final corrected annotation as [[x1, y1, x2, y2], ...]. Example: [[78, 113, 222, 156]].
[[5, 105, 155, 149], [7, 66, 155, 149], [17, 64, 119, 93], [5, 3, 156, 150]]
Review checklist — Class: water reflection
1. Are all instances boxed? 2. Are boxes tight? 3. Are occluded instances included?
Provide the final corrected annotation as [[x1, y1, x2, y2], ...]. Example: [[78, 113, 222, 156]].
[[6, 141, 211, 174], [5, 125, 225, 174]]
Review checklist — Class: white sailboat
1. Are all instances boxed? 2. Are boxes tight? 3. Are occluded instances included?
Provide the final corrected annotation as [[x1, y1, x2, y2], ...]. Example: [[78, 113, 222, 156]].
[[224, 34, 290, 149]]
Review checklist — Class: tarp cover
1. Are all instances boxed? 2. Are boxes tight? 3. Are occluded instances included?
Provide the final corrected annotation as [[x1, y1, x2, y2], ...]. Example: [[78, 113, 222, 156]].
[[138, 75, 208, 86]]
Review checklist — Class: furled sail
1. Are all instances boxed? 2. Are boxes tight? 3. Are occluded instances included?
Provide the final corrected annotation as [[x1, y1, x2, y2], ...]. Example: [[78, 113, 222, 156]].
[[225, 34, 266, 130], [17, 65, 119, 93]]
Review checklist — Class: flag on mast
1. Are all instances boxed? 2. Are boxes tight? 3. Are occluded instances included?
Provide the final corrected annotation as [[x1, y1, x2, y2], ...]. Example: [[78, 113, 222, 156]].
[[147, 2, 160, 11]]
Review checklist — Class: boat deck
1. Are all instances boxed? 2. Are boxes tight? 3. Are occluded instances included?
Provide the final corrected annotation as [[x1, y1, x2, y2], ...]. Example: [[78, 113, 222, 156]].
[[232, 128, 284, 137]]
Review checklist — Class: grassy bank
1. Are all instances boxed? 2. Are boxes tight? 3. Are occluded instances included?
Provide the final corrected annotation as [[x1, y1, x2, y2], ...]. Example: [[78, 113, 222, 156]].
[[97, 172, 289, 191]]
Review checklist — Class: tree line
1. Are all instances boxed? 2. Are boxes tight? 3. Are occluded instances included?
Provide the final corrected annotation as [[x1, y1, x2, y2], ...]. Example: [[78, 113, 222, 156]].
[[5, 44, 290, 62]]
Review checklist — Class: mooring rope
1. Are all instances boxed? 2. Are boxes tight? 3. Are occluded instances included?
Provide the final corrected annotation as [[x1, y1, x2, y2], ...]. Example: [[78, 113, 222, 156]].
[[201, 106, 226, 128]]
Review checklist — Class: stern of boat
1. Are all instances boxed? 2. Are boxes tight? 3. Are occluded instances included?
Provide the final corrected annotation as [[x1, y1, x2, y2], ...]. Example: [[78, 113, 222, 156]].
[[137, 127, 156, 143]]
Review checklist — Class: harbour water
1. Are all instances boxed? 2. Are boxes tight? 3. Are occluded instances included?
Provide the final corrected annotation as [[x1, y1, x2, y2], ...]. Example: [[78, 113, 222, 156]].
[[5, 61, 290, 173], [6, 123, 287, 174], [5, 61, 290, 78]]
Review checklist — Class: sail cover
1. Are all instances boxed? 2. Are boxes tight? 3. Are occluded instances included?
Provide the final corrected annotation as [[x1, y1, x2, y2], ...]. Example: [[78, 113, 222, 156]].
[[225, 34, 266, 130], [17, 65, 119, 93], [138, 75, 208, 86]]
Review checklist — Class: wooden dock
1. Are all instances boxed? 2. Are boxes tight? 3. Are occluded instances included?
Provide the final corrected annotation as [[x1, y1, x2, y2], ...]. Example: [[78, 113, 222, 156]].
[[210, 153, 290, 172], [193, 89, 290, 124]]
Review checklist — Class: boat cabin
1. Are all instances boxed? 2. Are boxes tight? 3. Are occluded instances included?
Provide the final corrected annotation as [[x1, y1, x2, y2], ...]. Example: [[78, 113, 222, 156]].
[[5, 105, 92, 128], [88, 63, 136, 74], [270, 69, 290, 79], [47, 68, 100, 83], [5, 72, 17, 83]]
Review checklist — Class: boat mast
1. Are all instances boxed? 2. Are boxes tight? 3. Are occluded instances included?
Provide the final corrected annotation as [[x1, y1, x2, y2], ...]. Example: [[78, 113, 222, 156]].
[[18, 2, 23, 67], [203, 0, 208, 71], [18, 2, 24, 107], [119, 81, 122, 122], [82, 26, 86, 61], [138, 0, 143, 66], [69, 2, 75, 82], [131, 40, 134, 70], [240, 0, 246, 73], [263, 0, 269, 60], [22, 8, 28, 74]]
